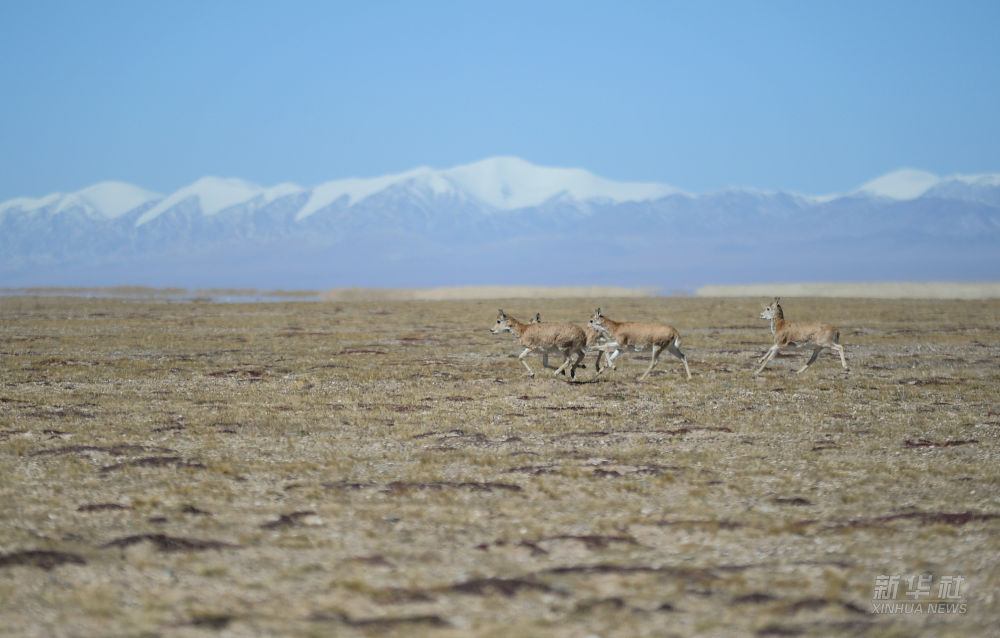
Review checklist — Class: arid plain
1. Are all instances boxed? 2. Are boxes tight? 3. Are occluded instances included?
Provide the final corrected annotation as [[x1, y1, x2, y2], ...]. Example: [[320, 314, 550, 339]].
[[1, 293, 998, 637]]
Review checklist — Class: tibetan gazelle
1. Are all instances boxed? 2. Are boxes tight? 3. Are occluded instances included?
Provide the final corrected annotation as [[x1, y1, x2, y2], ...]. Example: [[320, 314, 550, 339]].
[[491, 309, 587, 379], [755, 298, 848, 375], [588, 308, 691, 381], [533, 312, 612, 374]]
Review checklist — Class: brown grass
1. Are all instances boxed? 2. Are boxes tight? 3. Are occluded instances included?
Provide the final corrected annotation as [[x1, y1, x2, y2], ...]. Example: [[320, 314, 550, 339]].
[[1, 295, 999, 636]]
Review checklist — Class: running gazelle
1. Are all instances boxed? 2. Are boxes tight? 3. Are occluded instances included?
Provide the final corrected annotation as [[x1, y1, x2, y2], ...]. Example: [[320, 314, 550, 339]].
[[532, 312, 614, 374], [588, 308, 691, 380], [755, 298, 848, 375], [490, 310, 587, 379]]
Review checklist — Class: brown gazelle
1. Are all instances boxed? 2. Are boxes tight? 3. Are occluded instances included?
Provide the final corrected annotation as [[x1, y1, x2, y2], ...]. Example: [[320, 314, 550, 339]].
[[754, 298, 848, 375], [491, 310, 587, 379], [588, 308, 691, 381], [533, 312, 612, 374]]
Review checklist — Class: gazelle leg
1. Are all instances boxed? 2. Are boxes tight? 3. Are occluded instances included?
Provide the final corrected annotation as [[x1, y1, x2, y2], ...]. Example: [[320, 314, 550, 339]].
[[552, 348, 572, 377], [667, 343, 692, 379], [518, 347, 536, 377], [540, 351, 552, 370], [796, 346, 823, 373], [570, 348, 586, 379], [754, 345, 779, 375], [604, 344, 621, 371], [832, 343, 848, 370], [638, 344, 662, 380]]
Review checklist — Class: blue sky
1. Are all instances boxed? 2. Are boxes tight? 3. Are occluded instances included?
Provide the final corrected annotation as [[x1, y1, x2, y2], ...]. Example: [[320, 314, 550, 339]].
[[2, 0, 998, 201]]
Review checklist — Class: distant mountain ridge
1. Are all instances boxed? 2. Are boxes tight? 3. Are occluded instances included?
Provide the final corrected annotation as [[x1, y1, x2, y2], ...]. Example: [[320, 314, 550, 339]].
[[2, 157, 998, 289]]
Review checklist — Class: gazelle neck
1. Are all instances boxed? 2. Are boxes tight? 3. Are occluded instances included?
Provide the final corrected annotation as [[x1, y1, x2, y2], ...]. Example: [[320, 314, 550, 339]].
[[507, 316, 528, 338], [770, 305, 786, 336]]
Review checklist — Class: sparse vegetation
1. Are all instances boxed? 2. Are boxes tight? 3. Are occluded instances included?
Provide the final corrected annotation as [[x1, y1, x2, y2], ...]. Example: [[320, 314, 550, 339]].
[[1, 294, 998, 636]]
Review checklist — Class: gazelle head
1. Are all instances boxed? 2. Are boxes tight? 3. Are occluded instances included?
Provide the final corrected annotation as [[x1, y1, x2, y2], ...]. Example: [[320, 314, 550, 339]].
[[491, 309, 515, 335], [588, 307, 612, 338], [759, 298, 782, 321]]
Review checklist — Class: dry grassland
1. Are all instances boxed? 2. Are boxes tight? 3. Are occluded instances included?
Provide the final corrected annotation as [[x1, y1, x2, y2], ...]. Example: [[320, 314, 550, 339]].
[[1, 295, 998, 637]]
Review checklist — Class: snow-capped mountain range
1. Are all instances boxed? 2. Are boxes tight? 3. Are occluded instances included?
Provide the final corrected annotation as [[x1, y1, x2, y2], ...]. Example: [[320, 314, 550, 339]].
[[2, 157, 998, 289]]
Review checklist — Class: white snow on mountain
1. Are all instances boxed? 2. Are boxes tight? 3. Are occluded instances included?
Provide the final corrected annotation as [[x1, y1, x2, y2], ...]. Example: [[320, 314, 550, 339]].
[[0, 182, 161, 219], [3, 159, 1000, 227], [853, 168, 942, 200], [295, 167, 434, 221], [950, 173, 1000, 187], [294, 156, 682, 220], [135, 177, 302, 226], [63, 182, 163, 218], [440, 156, 682, 209]]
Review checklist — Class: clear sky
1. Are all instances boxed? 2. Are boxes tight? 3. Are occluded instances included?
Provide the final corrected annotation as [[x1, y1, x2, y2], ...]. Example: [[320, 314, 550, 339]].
[[2, 0, 998, 202]]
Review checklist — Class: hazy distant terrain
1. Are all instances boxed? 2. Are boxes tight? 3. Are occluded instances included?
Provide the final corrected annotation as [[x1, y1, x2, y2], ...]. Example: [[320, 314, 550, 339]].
[[2, 158, 998, 289], [698, 282, 1000, 299]]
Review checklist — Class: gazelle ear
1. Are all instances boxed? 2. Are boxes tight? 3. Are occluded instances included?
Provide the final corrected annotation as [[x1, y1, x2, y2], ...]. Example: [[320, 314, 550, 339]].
[[534, 313, 541, 322], [595, 307, 602, 316], [774, 297, 781, 305], [497, 309, 505, 318]]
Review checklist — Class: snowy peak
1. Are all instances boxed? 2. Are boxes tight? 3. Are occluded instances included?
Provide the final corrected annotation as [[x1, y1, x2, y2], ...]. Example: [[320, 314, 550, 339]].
[[292, 156, 684, 220], [135, 177, 304, 226], [296, 167, 436, 221], [441, 156, 682, 209], [0, 182, 161, 219], [853, 168, 942, 200]]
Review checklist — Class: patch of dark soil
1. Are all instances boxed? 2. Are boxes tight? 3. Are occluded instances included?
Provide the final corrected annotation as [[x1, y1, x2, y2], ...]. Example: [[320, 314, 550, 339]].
[[575, 597, 629, 612], [346, 554, 394, 567], [506, 464, 558, 475], [784, 598, 868, 615], [756, 624, 803, 637], [98, 456, 206, 473], [413, 429, 489, 443], [538, 563, 718, 582], [475, 539, 548, 555], [449, 577, 562, 597], [898, 377, 956, 386], [372, 587, 437, 604], [337, 349, 387, 355], [903, 439, 978, 448], [516, 395, 548, 400], [733, 592, 777, 604], [552, 430, 609, 440], [77, 503, 131, 512], [383, 481, 522, 493], [309, 612, 448, 628], [101, 534, 241, 553], [30, 444, 175, 457], [0, 549, 86, 570], [538, 534, 642, 549], [773, 497, 812, 506], [650, 426, 734, 435], [152, 424, 185, 433], [179, 614, 234, 630], [811, 441, 840, 451], [180, 504, 211, 516], [656, 519, 746, 530], [808, 510, 1000, 531], [208, 368, 266, 379], [260, 510, 317, 529], [323, 480, 376, 491]]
